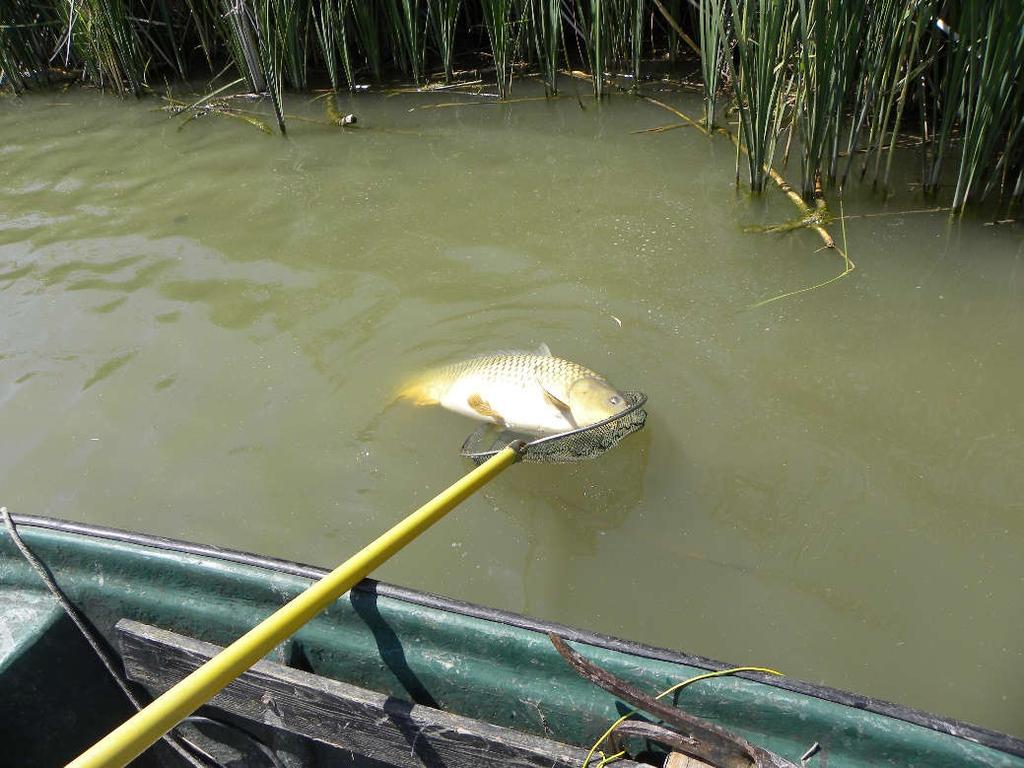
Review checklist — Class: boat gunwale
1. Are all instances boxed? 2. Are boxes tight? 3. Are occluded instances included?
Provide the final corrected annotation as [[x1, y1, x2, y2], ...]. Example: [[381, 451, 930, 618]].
[[7, 512, 1024, 760]]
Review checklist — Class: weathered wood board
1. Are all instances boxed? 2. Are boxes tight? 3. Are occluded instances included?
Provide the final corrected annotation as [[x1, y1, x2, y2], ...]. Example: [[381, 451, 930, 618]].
[[116, 619, 646, 768]]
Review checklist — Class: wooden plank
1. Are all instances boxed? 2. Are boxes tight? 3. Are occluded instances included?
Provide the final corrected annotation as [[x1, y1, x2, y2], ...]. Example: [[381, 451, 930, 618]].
[[116, 619, 643, 768], [664, 753, 715, 768]]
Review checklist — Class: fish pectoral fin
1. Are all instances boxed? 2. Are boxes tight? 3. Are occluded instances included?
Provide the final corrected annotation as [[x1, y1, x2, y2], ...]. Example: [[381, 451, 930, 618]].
[[537, 342, 552, 356], [539, 385, 578, 429], [467, 394, 506, 427]]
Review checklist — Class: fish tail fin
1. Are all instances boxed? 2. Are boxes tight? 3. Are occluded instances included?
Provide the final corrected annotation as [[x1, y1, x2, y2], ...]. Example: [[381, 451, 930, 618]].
[[396, 374, 441, 406]]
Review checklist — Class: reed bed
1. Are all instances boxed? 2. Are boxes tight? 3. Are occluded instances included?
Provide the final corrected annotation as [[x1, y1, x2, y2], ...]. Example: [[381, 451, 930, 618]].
[[1, 0, 1022, 211]]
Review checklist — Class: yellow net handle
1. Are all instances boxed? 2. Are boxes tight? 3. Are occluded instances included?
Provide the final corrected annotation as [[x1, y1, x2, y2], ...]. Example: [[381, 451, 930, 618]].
[[68, 443, 523, 768]]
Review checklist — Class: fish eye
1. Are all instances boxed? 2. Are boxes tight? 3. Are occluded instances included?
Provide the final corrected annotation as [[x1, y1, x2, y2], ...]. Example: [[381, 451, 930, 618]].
[[609, 395, 622, 406]]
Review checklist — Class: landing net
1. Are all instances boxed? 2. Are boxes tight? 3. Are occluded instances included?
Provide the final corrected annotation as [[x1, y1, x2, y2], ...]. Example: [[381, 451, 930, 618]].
[[460, 391, 647, 464]]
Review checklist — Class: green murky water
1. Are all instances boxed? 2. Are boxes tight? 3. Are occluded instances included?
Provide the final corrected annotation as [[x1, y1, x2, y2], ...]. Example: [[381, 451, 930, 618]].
[[1, 86, 1022, 736]]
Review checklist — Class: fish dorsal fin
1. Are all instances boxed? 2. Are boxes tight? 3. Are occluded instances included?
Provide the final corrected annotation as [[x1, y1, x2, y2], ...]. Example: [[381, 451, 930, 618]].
[[537, 342, 552, 356], [538, 380, 577, 428]]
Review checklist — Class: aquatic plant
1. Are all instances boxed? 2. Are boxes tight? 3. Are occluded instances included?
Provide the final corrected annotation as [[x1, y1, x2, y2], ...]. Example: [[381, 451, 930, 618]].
[[480, 0, 519, 99], [794, 0, 864, 196], [387, 0, 426, 84], [574, 0, 609, 98], [428, 0, 462, 83], [252, 0, 286, 132], [47, 0, 147, 95], [312, 0, 354, 92], [697, 0, 725, 129], [0, 2, 52, 94], [725, 0, 797, 192], [600, 0, 642, 85], [531, 0, 561, 94], [841, 0, 930, 191], [2, 0, 1022, 211], [627, 0, 643, 85], [923, 0, 1024, 211], [350, 1, 383, 82]]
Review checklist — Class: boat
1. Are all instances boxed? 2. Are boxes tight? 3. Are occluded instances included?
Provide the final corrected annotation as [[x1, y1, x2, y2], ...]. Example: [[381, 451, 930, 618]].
[[2, 513, 1022, 768]]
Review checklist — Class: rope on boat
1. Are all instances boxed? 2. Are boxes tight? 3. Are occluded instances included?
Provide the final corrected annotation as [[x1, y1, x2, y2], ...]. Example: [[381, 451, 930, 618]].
[[583, 666, 785, 767], [550, 633, 796, 768], [0, 507, 284, 768]]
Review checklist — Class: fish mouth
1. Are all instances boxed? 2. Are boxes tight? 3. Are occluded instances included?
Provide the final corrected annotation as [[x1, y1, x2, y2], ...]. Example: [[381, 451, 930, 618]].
[[571, 403, 630, 429]]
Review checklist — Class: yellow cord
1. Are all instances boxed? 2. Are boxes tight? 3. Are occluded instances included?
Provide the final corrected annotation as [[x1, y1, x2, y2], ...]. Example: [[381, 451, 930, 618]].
[[581, 665, 784, 767], [595, 749, 627, 766]]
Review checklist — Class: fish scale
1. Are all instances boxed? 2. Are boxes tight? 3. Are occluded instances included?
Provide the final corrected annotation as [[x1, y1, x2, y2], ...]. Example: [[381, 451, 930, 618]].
[[433, 353, 601, 390], [398, 348, 625, 435]]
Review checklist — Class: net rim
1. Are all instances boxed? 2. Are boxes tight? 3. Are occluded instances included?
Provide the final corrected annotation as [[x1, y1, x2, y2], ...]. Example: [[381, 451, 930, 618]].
[[459, 391, 648, 462]]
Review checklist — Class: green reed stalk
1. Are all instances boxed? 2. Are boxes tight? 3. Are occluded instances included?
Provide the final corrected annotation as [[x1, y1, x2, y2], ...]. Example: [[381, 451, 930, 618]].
[[697, 0, 724, 128], [998, 89, 1024, 206], [273, 0, 308, 90], [0, 24, 24, 93], [51, 0, 146, 95], [574, 0, 607, 97], [664, 0, 682, 62], [948, 0, 1024, 211], [336, 0, 356, 90], [842, 0, 930, 190], [351, 1, 383, 82], [795, 0, 863, 196], [629, 0, 643, 85], [532, 0, 562, 94], [481, 0, 515, 98], [0, 1, 60, 93], [590, 0, 607, 98], [251, 0, 286, 132], [312, 0, 354, 91], [605, 0, 630, 74], [921, 8, 968, 197], [180, 0, 219, 73], [725, 0, 796, 192], [222, 0, 266, 92], [312, 0, 338, 90], [817, 0, 863, 184], [428, 0, 461, 82], [132, 0, 186, 80], [873, 1, 928, 190], [385, 0, 425, 84]]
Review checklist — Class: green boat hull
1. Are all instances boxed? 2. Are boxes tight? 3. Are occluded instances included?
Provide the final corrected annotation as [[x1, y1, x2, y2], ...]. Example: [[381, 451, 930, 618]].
[[2, 515, 1021, 767]]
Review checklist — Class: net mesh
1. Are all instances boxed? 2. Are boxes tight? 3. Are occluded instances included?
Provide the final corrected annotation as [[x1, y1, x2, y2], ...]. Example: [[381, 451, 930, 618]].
[[460, 391, 647, 464]]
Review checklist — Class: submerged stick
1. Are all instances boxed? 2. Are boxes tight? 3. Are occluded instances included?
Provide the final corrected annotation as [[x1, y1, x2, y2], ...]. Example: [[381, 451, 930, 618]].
[[411, 95, 560, 110], [651, 0, 701, 56], [639, 94, 837, 246], [735, 134, 836, 249], [631, 122, 693, 135], [639, 94, 855, 304], [386, 80, 485, 93], [638, 95, 709, 135]]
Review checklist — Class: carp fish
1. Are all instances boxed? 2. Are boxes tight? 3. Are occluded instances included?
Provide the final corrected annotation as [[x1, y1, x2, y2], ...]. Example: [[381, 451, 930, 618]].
[[399, 345, 629, 435]]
